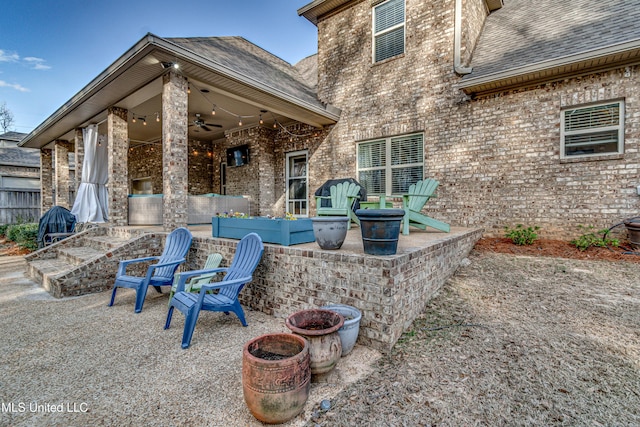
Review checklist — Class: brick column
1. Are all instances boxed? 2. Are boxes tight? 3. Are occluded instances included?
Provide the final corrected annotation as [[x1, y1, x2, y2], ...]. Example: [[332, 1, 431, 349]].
[[74, 128, 84, 190], [107, 107, 129, 226], [54, 140, 72, 209], [40, 148, 54, 213], [162, 70, 189, 230]]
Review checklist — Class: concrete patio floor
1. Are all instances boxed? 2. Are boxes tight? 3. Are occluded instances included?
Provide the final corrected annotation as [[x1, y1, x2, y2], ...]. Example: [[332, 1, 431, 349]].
[[0, 255, 381, 426]]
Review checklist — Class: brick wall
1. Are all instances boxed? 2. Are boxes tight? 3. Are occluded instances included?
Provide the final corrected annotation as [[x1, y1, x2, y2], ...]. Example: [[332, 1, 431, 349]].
[[316, 0, 640, 239], [186, 227, 482, 352]]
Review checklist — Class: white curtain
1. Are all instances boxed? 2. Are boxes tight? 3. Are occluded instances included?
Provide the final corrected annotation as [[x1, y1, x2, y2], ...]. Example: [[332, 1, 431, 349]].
[[70, 124, 109, 222]]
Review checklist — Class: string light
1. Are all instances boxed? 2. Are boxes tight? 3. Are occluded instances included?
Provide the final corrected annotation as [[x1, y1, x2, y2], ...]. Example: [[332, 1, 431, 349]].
[[238, 117, 243, 126], [212, 105, 216, 116], [155, 113, 160, 122]]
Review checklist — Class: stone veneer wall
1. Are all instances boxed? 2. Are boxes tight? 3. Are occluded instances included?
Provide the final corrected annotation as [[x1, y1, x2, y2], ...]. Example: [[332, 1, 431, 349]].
[[186, 228, 482, 352], [40, 148, 53, 213], [128, 140, 213, 196], [315, 0, 640, 239], [213, 124, 331, 217]]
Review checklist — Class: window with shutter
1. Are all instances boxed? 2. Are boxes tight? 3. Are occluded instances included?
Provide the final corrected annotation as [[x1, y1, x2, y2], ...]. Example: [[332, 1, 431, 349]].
[[357, 133, 423, 195], [561, 101, 624, 158], [373, 0, 405, 63]]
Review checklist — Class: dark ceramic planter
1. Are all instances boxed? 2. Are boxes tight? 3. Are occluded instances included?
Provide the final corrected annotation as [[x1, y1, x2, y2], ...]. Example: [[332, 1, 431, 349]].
[[285, 309, 344, 375], [624, 219, 640, 249], [242, 333, 311, 424], [355, 208, 405, 255]]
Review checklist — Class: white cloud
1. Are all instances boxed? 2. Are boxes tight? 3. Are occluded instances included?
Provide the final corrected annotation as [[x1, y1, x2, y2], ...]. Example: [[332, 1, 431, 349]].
[[0, 49, 20, 62], [0, 50, 50, 70], [23, 56, 51, 70], [0, 80, 30, 92]]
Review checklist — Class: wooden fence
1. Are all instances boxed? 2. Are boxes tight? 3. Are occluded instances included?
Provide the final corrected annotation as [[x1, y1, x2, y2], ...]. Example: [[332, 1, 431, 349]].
[[0, 189, 41, 224]]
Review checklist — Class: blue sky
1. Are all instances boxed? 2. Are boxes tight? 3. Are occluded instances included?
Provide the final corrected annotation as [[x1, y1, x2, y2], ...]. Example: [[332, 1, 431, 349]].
[[0, 0, 318, 134]]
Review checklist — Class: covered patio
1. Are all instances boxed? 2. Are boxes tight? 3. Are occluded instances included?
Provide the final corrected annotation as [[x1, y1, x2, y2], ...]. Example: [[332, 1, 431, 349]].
[[19, 34, 339, 230]]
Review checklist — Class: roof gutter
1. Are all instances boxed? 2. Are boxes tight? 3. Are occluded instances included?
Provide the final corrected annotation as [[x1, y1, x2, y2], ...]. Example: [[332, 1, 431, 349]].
[[19, 34, 158, 148], [454, 0, 472, 75], [458, 38, 640, 93]]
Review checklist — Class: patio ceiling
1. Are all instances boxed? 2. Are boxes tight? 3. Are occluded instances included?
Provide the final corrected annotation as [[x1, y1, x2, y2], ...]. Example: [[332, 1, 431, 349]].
[[20, 34, 339, 150]]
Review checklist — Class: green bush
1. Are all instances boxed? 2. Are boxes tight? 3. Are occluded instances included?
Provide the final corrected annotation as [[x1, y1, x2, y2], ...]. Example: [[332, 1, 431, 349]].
[[571, 225, 619, 252], [5, 224, 21, 242], [0, 224, 8, 237], [504, 224, 540, 246], [6, 223, 39, 251]]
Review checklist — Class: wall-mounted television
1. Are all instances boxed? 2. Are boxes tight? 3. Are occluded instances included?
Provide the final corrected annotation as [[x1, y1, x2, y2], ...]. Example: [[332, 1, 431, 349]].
[[226, 144, 250, 167]]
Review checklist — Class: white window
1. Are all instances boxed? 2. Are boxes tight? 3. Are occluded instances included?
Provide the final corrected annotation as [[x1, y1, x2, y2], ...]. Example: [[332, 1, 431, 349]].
[[357, 133, 423, 195], [373, 0, 405, 63], [561, 101, 624, 158]]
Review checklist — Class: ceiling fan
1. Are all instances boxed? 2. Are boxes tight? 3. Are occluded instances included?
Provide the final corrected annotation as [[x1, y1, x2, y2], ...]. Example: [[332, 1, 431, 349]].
[[189, 113, 222, 132]]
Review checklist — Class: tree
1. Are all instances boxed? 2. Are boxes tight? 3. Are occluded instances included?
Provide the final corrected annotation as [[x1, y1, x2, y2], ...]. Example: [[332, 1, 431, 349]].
[[0, 102, 15, 133]]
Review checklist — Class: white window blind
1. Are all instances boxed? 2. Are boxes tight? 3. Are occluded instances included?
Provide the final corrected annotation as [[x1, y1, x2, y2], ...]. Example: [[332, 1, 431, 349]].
[[561, 101, 624, 158], [373, 0, 405, 63], [358, 133, 423, 195]]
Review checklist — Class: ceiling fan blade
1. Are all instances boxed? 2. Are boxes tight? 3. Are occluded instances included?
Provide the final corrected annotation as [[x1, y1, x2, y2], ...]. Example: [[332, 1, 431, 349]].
[[205, 123, 223, 128], [200, 125, 211, 132]]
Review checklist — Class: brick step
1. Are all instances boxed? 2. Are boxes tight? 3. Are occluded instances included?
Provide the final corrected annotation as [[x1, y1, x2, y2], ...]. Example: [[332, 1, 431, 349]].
[[82, 235, 130, 252], [27, 258, 75, 289], [57, 246, 104, 266]]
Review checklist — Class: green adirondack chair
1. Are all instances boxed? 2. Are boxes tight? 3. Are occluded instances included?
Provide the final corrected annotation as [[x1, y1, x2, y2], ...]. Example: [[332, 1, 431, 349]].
[[168, 253, 223, 305], [315, 182, 361, 228], [401, 179, 450, 235]]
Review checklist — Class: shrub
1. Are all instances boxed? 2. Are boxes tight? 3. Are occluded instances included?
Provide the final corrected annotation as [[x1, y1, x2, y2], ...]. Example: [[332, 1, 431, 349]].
[[6, 224, 21, 242], [0, 224, 8, 237], [504, 224, 540, 246], [6, 223, 39, 251], [571, 225, 619, 252]]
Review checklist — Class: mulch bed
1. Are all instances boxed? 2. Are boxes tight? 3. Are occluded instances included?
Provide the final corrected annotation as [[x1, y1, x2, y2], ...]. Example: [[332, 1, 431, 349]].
[[473, 236, 640, 263]]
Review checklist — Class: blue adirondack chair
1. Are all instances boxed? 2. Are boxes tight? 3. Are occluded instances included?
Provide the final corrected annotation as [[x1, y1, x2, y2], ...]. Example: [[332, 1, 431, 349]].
[[165, 232, 264, 349], [401, 179, 450, 235], [109, 227, 193, 313], [315, 182, 361, 228]]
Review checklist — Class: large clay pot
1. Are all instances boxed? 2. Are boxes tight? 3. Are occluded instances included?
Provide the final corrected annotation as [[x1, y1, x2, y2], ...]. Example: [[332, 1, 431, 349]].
[[311, 216, 350, 250], [321, 304, 362, 356], [624, 219, 640, 249], [285, 309, 344, 375], [242, 333, 311, 424]]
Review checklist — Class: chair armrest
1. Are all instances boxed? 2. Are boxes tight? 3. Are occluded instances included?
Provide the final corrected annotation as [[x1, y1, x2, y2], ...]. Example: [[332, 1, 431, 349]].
[[198, 274, 252, 293], [117, 256, 160, 276], [173, 267, 229, 293], [403, 193, 437, 198]]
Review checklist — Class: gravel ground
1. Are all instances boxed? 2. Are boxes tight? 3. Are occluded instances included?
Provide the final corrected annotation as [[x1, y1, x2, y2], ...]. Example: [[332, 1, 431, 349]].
[[307, 251, 640, 426], [2, 251, 639, 426]]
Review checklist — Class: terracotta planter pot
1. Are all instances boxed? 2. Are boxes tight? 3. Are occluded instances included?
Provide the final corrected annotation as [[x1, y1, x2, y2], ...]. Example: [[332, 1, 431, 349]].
[[285, 309, 344, 375], [242, 333, 311, 424]]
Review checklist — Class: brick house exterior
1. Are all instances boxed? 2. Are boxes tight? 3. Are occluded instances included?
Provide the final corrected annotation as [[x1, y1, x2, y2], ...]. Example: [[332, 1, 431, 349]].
[[302, 0, 640, 238], [19, 0, 640, 238]]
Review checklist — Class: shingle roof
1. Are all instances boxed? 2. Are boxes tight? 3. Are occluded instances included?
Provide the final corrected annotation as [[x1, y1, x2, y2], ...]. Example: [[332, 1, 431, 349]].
[[0, 131, 27, 142], [166, 36, 322, 108], [465, 0, 640, 80], [0, 147, 40, 167]]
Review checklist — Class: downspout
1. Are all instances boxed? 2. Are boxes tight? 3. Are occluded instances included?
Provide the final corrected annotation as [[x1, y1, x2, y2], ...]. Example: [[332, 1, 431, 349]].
[[454, 0, 473, 75]]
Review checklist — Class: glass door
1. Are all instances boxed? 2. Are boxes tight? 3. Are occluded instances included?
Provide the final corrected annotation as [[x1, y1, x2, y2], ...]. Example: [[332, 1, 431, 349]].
[[286, 151, 308, 217]]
